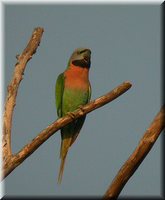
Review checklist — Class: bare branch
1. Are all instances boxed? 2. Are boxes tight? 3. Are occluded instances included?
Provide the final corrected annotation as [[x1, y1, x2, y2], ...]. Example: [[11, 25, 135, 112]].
[[2, 28, 44, 170], [2, 81, 132, 179], [103, 106, 165, 199]]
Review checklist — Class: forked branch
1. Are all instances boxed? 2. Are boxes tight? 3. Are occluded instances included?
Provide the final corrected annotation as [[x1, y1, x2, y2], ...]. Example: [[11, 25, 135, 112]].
[[2, 27, 44, 177], [2, 81, 132, 179]]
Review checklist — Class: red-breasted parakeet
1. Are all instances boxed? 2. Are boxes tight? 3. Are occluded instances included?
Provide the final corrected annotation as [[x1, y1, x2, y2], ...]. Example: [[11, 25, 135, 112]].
[[55, 48, 91, 183]]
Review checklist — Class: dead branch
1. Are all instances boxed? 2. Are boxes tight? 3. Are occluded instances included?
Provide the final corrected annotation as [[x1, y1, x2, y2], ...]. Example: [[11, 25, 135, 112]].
[[2, 27, 44, 176], [103, 105, 165, 199]]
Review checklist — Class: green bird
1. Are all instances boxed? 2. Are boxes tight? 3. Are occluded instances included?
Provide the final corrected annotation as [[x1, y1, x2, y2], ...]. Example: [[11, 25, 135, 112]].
[[55, 48, 91, 183]]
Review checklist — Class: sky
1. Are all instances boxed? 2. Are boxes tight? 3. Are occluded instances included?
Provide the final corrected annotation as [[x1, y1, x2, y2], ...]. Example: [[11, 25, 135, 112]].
[[3, 2, 162, 198]]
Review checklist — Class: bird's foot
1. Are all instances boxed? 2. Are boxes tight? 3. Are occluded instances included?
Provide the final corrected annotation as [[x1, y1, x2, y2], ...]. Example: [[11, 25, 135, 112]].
[[67, 112, 76, 119]]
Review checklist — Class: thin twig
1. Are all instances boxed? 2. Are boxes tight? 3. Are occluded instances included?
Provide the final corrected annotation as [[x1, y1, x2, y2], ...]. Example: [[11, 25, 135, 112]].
[[2, 27, 44, 171], [2, 81, 132, 179], [103, 106, 165, 200]]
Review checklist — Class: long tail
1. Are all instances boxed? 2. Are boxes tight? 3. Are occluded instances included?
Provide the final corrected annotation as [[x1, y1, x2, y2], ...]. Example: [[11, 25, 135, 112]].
[[58, 119, 84, 184], [58, 136, 72, 184], [58, 154, 67, 184]]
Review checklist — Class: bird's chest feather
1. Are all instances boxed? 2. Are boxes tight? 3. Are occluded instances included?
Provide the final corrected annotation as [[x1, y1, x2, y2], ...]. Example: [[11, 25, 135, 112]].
[[64, 67, 89, 90], [62, 67, 90, 113]]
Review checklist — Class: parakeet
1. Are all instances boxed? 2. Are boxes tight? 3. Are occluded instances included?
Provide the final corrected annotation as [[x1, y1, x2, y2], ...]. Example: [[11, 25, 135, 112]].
[[55, 48, 91, 183]]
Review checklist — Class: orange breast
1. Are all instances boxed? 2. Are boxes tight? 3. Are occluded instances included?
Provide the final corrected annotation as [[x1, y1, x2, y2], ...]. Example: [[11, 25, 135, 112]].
[[64, 65, 89, 90]]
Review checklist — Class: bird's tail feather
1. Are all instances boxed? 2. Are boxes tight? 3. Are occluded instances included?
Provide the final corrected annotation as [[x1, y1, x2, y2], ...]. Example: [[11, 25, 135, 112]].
[[58, 155, 67, 184], [58, 136, 72, 184]]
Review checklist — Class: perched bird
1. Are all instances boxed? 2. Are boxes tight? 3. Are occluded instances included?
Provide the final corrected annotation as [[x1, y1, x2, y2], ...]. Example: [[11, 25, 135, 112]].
[[55, 48, 91, 183]]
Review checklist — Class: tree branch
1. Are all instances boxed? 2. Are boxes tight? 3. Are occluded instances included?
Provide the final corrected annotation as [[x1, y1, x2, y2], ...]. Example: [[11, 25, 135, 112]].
[[103, 106, 165, 199], [2, 81, 132, 179], [2, 27, 44, 174]]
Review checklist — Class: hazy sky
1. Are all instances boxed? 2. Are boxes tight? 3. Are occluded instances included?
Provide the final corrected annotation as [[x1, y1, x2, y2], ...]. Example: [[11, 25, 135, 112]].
[[3, 3, 162, 197]]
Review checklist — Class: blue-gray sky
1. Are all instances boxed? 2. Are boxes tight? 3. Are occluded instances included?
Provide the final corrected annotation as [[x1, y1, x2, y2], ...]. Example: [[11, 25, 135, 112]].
[[4, 3, 161, 197]]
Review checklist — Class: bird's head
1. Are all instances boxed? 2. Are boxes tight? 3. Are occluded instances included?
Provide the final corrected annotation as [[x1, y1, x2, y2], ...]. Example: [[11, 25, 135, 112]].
[[68, 48, 91, 68]]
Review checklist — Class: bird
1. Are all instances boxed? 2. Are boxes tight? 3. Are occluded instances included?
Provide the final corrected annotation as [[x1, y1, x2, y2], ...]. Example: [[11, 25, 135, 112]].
[[55, 48, 92, 183]]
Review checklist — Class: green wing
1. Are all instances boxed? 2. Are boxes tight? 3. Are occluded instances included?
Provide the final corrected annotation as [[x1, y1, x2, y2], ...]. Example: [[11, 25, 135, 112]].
[[55, 73, 65, 118]]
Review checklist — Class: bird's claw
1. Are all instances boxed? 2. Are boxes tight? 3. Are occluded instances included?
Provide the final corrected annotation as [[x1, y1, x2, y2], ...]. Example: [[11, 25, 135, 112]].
[[67, 106, 84, 119], [67, 112, 76, 119]]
